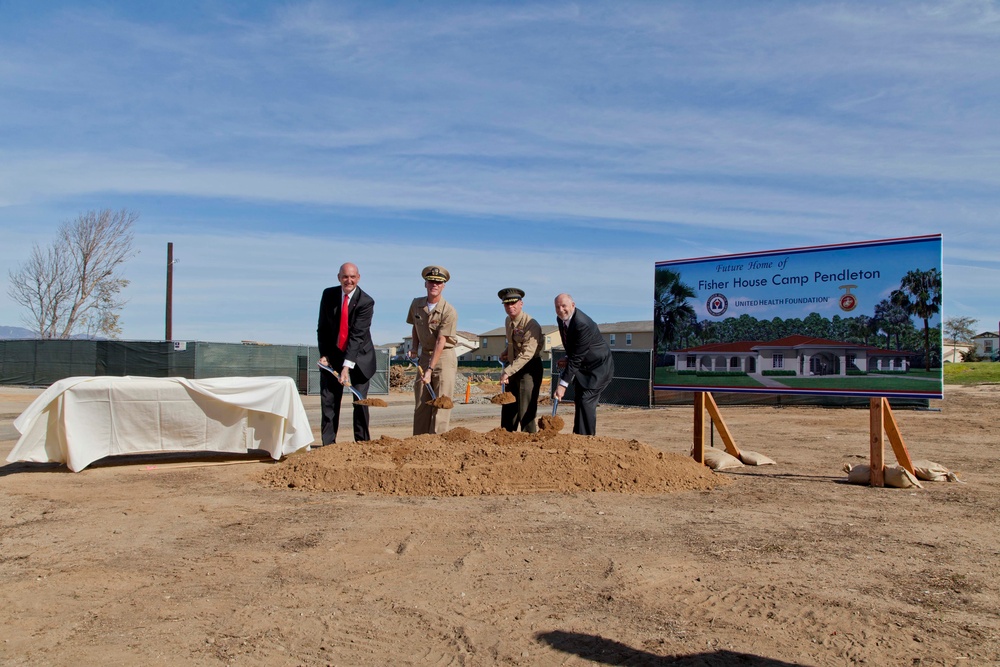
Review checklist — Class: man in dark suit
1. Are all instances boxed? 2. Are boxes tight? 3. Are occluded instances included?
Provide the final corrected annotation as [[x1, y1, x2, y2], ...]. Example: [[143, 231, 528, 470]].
[[317, 262, 376, 445], [553, 293, 614, 436]]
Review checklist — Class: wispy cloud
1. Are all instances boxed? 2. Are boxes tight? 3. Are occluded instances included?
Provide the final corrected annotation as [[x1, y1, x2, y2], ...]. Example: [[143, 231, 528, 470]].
[[1, 1, 998, 342]]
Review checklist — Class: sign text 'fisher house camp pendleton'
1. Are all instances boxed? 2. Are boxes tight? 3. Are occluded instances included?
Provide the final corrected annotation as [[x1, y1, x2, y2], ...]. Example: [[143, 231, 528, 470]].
[[653, 235, 943, 399]]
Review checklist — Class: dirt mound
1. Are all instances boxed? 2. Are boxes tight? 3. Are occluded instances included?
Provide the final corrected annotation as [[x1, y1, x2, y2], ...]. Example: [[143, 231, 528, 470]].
[[356, 398, 388, 407], [259, 428, 728, 496], [427, 396, 454, 409], [537, 415, 564, 432], [489, 392, 516, 405]]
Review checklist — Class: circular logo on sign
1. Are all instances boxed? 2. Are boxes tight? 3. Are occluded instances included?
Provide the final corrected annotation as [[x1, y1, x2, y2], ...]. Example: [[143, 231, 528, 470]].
[[840, 293, 857, 312], [706, 293, 728, 317]]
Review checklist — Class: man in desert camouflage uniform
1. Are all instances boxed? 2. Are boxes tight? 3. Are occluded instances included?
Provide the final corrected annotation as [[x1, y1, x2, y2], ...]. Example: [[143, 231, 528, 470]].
[[497, 287, 544, 433], [406, 265, 458, 435]]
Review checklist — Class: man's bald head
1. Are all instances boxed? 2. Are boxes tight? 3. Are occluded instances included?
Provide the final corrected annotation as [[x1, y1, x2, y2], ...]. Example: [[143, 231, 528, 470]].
[[554, 293, 575, 321], [338, 263, 360, 294]]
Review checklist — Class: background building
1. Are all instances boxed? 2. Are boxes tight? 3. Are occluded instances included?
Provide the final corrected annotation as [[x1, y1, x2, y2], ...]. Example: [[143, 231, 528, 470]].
[[401, 331, 480, 360], [972, 331, 999, 359], [599, 321, 654, 350], [460, 325, 561, 364]]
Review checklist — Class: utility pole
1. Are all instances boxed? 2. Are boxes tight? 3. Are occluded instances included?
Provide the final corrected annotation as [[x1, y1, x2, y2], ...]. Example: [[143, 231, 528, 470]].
[[165, 242, 175, 341]]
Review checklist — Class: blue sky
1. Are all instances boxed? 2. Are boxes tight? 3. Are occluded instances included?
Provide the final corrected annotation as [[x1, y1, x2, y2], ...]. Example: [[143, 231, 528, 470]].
[[1, 1, 998, 346]]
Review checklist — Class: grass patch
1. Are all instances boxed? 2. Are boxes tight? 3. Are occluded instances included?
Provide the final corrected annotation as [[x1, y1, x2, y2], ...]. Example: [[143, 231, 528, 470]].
[[943, 361, 1000, 385]]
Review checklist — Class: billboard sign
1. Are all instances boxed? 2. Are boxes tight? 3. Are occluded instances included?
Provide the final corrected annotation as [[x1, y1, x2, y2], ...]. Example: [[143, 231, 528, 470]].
[[654, 235, 943, 399]]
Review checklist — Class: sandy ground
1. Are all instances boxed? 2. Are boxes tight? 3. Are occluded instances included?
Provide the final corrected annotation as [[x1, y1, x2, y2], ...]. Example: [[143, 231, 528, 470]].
[[1, 382, 998, 666]]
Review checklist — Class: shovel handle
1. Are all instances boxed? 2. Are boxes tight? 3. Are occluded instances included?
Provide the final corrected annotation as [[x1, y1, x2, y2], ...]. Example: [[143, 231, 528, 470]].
[[416, 365, 438, 400], [551, 398, 559, 417], [324, 364, 365, 400]]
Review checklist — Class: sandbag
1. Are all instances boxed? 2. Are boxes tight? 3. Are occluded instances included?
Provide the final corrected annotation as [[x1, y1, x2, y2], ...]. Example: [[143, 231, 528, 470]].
[[739, 450, 776, 466], [843, 463, 923, 489], [702, 448, 744, 470], [885, 465, 923, 489], [912, 459, 962, 482], [844, 463, 869, 485]]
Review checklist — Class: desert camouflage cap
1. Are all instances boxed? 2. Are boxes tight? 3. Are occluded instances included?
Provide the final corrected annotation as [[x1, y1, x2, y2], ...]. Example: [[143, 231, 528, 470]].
[[422, 265, 450, 283], [497, 287, 525, 304]]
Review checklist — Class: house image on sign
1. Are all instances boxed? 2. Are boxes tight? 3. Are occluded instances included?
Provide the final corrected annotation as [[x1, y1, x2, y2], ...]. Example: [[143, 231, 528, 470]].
[[674, 334, 915, 376]]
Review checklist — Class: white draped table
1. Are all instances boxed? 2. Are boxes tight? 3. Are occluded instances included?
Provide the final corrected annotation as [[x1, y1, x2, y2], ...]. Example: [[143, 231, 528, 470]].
[[7, 376, 314, 471]]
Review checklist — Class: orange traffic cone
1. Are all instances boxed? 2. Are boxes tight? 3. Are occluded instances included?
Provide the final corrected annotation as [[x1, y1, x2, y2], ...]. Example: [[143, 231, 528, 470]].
[[464, 382, 471, 404]]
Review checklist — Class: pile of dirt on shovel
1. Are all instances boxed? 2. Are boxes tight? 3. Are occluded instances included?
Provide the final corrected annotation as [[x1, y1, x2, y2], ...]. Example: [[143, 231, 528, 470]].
[[258, 428, 729, 496]]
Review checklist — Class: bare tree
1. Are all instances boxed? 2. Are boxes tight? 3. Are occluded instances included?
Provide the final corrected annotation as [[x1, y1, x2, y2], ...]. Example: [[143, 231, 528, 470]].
[[8, 209, 139, 339], [944, 316, 978, 363]]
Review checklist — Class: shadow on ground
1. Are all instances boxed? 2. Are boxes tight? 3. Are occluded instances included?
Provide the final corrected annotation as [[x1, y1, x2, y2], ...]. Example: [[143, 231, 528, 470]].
[[536, 630, 808, 666]]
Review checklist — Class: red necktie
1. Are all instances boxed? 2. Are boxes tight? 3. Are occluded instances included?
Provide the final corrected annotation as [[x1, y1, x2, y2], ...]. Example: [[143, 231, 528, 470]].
[[337, 292, 349, 350]]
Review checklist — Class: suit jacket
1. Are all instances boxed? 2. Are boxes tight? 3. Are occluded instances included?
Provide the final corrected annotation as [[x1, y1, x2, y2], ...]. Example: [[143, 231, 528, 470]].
[[559, 308, 613, 390], [317, 286, 376, 381]]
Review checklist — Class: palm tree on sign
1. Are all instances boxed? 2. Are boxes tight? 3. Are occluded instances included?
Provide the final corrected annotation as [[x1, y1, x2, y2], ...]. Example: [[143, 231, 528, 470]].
[[654, 268, 696, 361], [891, 268, 943, 372], [873, 298, 912, 350]]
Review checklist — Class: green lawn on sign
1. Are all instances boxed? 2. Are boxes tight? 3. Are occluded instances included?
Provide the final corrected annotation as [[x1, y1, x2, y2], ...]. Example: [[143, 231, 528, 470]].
[[654, 367, 942, 392], [776, 371, 940, 392], [653, 368, 768, 388]]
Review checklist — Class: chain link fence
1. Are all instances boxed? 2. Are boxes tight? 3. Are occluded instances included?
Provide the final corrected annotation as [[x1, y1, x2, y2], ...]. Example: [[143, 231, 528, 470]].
[[550, 348, 652, 407], [305, 347, 389, 395]]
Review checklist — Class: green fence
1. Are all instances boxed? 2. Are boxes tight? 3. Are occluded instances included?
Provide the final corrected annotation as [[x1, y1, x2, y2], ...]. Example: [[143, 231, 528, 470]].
[[0, 339, 389, 395]]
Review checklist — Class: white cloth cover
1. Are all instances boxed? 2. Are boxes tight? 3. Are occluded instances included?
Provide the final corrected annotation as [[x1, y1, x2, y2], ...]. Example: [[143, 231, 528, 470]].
[[8, 376, 314, 472]]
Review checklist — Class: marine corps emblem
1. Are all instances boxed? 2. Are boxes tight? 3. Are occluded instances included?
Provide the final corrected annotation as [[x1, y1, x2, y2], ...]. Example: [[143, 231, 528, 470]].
[[839, 284, 858, 312]]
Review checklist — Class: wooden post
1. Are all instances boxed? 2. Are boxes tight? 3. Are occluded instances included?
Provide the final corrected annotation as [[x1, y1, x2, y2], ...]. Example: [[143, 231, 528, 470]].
[[703, 392, 742, 459], [165, 242, 174, 341], [692, 392, 705, 464], [881, 397, 915, 475], [869, 397, 885, 487]]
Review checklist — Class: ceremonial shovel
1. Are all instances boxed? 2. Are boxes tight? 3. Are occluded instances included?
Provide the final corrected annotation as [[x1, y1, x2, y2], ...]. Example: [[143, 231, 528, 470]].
[[317, 362, 387, 407], [490, 360, 515, 405], [405, 358, 437, 400], [415, 365, 438, 401], [537, 393, 563, 432], [411, 360, 454, 408]]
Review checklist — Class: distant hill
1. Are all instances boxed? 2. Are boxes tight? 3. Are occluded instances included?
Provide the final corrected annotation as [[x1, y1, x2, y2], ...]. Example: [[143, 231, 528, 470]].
[[0, 326, 109, 341], [0, 325, 38, 339]]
